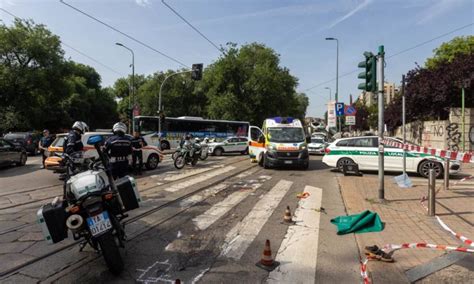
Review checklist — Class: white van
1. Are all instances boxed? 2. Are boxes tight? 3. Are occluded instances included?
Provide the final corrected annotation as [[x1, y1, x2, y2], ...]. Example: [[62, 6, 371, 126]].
[[322, 136, 461, 178], [248, 117, 309, 169]]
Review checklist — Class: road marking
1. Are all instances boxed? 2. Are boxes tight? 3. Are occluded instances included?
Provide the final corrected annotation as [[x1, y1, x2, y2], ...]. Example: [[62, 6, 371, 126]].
[[267, 185, 323, 284], [162, 165, 224, 181], [192, 176, 271, 230], [221, 179, 293, 260], [164, 166, 235, 192]]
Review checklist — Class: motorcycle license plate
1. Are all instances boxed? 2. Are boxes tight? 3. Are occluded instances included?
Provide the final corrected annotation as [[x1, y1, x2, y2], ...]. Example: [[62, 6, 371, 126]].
[[87, 211, 112, 237]]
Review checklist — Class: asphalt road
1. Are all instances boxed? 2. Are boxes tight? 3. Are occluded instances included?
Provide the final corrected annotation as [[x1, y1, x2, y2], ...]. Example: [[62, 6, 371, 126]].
[[0, 154, 360, 283]]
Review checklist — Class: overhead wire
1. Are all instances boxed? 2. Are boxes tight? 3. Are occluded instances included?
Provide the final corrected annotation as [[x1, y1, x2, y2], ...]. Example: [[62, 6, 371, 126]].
[[59, 0, 188, 68], [0, 7, 125, 77], [303, 22, 474, 92], [161, 0, 225, 55]]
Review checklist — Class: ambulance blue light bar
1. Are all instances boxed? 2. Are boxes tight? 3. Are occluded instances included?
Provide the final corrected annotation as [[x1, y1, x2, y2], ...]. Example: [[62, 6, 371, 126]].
[[273, 117, 294, 124]]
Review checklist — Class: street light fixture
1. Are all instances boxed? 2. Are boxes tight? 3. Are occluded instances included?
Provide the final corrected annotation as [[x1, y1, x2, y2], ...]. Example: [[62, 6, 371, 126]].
[[325, 37, 340, 133], [116, 42, 135, 133], [324, 87, 332, 102]]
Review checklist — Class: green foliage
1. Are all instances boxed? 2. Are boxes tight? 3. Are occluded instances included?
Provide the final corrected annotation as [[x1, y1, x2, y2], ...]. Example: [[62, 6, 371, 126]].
[[0, 19, 118, 133], [425, 36, 474, 69], [202, 42, 307, 125]]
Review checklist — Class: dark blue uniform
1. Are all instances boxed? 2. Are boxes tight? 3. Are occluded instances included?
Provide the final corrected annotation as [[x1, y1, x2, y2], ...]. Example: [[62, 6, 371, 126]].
[[63, 130, 83, 156], [40, 135, 54, 166], [104, 134, 132, 179], [131, 135, 147, 175]]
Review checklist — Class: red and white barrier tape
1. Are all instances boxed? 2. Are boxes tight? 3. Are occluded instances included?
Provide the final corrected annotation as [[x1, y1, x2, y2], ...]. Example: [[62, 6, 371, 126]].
[[360, 258, 370, 284], [384, 243, 474, 253], [382, 138, 474, 164], [435, 216, 473, 247]]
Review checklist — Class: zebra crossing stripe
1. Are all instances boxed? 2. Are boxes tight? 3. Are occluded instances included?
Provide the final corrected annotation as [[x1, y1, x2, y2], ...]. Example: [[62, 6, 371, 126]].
[[267, 186, 323, 284], [165, 166, 235, 192], [192, 176, 271, 230], [221, 180, 293, 260]]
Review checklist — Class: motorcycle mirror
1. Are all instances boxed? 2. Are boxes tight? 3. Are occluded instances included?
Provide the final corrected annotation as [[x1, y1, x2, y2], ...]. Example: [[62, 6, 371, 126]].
[[87, 135, 103, 145]]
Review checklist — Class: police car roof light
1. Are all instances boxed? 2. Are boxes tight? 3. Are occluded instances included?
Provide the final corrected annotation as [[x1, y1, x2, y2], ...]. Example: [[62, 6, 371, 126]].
[[272, 117, 293, 124], [87, 135, 103, 145]]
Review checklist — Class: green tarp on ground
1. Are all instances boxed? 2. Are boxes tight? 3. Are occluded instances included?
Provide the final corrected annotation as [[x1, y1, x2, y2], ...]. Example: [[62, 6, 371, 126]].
[[330, 210, 384, 235]]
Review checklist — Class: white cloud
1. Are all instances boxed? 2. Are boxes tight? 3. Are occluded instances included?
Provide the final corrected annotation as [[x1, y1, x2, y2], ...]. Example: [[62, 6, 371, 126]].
[[416, 0, 468, 25], [135, 0, 151, 7], [325, 0, 372, 30]]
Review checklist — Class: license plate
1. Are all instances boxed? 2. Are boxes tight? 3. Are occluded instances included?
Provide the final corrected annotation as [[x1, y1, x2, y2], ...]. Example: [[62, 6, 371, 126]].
[[87, 211, 112, 237], [284, 160, 293, 164]]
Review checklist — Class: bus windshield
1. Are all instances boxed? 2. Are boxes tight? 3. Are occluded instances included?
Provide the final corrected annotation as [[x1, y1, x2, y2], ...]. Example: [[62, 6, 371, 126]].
[[268, 127, 305, 143]]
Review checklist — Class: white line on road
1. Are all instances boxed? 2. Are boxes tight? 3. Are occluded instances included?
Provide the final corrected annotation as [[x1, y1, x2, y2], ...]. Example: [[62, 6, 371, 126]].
[[164, 166, 235, 192], [192, 176, 272, 230], [220, 179, 293, 260], [267, 185, 323, 284]]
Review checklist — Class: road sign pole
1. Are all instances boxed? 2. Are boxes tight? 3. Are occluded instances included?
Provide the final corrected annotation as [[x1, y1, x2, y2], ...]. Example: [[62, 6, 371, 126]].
[[402, 75, 406, 180], [377, 45, 385, 202]]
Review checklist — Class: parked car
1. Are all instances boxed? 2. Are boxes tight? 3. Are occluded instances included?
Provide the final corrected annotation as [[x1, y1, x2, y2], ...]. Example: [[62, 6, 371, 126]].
[[0, 138, 27, 167], [322, 136, 461, 178], [45, 132, 163, 172], [3, 132, 40, 155], [308, 137, 327, 155], [208, 137, 249, 156]]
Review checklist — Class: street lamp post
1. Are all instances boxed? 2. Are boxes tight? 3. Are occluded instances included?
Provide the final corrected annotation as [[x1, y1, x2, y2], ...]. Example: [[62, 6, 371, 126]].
[[324, 87, 332, 101], [116, 42, 135, 133], [325, 37, 340, 133], [158, 70, 192, 139]]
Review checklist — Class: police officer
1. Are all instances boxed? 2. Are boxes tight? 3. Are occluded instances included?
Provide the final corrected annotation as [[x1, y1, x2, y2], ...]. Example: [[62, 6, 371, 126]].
[[63, 121, 86, 155], [39, 129, 54, 169], [104, 122, 132, 179], [131, 131, 147, 175]]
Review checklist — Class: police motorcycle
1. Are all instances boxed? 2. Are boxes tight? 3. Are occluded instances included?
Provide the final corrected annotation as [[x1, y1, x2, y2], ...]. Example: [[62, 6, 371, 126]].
[[37, 135, 141, 275], [174, 139, 201, 169]]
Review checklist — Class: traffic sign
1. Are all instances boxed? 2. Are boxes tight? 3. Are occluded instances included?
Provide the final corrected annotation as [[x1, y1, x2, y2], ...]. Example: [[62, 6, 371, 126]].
[[345, 105, 357, 115], [346, 115, 356, 125], [335, 102, 344, 116]]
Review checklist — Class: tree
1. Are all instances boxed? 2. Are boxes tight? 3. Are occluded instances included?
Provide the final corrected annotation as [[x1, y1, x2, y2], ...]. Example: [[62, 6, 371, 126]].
[[425, 36, 474, 69], [202, 43, 307, 125]]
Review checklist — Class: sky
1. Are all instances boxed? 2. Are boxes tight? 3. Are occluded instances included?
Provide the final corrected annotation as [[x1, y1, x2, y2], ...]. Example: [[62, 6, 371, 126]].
[[1, 0, 473, 117]]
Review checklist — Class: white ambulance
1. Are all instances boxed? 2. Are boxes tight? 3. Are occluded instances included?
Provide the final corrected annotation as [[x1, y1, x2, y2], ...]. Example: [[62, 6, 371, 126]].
[[248, 117, 310, 169]]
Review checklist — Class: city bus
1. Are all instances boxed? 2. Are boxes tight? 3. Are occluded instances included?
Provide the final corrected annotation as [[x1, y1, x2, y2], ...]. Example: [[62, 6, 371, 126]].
[[133, 116, 249, 150]]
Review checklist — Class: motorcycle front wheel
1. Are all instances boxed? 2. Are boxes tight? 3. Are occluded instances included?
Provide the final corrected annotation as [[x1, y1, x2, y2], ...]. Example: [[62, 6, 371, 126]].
[[174, 155, 186, 169], [172, 151, 180, 161], [199, 150, 209, 160], [97, 232, 124, 275]]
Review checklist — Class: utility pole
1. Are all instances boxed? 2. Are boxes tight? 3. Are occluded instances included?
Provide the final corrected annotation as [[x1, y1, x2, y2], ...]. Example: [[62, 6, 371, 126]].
[[377, 45, 385, 201], [402, 75, 406, 179]]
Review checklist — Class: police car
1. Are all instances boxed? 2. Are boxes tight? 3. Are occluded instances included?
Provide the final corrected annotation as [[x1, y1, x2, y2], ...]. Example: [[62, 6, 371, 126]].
[[207, 137, 248, 156], [45, 132, 163, 171], [308, 137, 327, 155], [322, 136, 461, 178]]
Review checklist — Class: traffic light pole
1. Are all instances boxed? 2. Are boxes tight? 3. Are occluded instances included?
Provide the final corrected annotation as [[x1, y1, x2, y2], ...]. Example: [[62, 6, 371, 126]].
[[377, 45, 385, 201]]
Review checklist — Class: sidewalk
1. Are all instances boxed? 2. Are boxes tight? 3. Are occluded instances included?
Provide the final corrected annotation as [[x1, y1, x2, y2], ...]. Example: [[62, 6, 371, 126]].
[[337, 164, 474, 283]]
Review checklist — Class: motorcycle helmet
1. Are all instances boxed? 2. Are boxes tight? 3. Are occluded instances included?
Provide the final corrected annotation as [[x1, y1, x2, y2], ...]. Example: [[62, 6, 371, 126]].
[[72, 121, 86, 134], [80, 121, 89, 133], [113, 122, 127, 134], [185, 134, 192, 140]]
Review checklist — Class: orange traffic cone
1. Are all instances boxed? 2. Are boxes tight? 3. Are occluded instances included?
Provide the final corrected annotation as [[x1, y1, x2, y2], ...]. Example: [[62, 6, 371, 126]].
[[256, 239, 280, 271], [283, 206, 294, 224]]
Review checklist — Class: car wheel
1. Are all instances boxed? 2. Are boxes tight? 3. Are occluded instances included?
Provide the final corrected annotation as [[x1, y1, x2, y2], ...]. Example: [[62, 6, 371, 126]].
[[213, 148, 223, 156], [18, 152, 27, 166], [336, 157, 355, 172], [160, 141, 170, 150], [145, 154, 159, 170], [418, 160, 443, 179]]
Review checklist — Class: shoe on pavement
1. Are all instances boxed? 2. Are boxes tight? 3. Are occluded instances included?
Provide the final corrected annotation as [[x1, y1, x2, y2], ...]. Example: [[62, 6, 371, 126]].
[[365, 245, 394, 262]]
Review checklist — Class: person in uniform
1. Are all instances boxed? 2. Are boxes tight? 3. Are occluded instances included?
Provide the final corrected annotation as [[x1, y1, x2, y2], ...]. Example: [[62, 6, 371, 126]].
[[104, 122, 132, 179], [39, 129, 54, 169], [131, 131, 147, 175], [63, 121, 86, 156]]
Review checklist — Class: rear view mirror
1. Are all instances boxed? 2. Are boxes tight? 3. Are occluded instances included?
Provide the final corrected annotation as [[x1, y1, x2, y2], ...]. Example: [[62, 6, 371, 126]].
[[87, 135, 103, 145]]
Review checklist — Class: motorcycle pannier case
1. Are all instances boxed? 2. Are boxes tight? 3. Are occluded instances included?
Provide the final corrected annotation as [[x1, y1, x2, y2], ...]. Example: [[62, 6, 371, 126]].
[[37, 201, 68, 244], [116, 176, 141, 211]]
